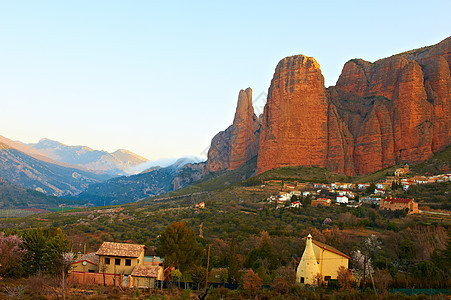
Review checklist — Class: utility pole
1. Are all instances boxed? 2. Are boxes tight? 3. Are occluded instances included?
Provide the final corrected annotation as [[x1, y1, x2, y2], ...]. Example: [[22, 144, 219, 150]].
[[205, 245, 211, 289]]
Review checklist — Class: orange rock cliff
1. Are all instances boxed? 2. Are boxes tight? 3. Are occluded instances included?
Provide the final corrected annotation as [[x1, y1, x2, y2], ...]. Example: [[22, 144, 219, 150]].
[[205, 88, 260, 173], [207, 37, 450, 175]]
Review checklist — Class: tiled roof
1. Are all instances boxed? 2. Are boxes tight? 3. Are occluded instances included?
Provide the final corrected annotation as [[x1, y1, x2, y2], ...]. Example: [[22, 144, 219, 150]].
[[73, 252, 99, 265], [383, 197, 414, 204], [96, 242, 145, 258], [312, 240, 351, 259], [131, 265, 161, 278]]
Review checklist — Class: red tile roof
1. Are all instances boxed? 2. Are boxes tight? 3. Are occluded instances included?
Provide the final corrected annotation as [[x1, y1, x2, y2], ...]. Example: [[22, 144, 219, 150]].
[[383, 197, 414, 204]]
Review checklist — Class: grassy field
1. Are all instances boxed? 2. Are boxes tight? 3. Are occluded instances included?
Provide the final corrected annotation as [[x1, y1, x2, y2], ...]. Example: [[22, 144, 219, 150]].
[[0, 209, 37, 218]]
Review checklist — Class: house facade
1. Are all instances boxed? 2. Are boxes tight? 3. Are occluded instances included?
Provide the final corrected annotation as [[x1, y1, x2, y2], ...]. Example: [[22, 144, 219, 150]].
[[130, 265, 164, 288], [96, 242, 145, 275], [311, 198, 331, 207], [296, 234, 349, 285], [379, 197, 419, 214], [71, 252, 99, 273]]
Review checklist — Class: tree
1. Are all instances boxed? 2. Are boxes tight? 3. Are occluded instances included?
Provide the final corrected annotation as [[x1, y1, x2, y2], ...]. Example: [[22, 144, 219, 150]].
[[242, 269, 262, 295], [337, 266, 353, 290], [227, 234, 240, 284], [156, 222, 203, 272], [366, 183, 376, 194], [21, 227, 71, 276], [190, 265, 206, 289], [0, 232, 26, 277]]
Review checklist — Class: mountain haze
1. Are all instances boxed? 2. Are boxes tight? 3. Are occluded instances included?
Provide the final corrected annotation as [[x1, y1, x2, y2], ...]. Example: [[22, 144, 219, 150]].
[[0, 141, 112, 196], [75, 157, 205, 205], [29, 138, 148, 175]]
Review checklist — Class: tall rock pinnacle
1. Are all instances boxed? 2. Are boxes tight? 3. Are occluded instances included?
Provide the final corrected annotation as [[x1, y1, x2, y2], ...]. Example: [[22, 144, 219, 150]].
[[206, 88, 260, 173], [257, 55, 329, 174]]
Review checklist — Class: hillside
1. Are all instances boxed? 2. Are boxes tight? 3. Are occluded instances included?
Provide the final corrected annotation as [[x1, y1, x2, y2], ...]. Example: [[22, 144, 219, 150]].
[[0, 142, 112, 196], [0, 177, 62, 208], [75, 158, 206, 206]]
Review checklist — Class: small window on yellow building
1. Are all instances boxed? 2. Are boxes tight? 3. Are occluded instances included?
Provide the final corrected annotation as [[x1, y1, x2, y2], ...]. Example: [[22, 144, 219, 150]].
[[125, 259, 131, 266], [105, 258, 110, 265], [115, 258, 121, 265]]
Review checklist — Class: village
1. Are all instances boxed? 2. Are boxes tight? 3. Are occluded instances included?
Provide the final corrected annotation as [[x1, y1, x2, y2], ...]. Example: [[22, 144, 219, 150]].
[[265, 165, 450, 215]]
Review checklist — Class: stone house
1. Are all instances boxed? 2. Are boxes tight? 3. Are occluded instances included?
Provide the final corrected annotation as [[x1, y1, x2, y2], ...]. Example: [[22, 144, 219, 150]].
[[96, 242, 145, 276], [311, 198, 331, 207], [130, 265, 164, 288], [296, 234, 349, 285], [379, 197, 419, 214]]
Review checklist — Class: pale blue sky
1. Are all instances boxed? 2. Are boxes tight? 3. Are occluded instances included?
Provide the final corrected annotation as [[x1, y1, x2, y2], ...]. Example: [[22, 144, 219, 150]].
[[0, 1, 449, 160]]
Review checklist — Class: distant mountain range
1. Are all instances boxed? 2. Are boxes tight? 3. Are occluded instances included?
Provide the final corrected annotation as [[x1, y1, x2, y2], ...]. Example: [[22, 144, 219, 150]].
[[74, 158, 206, 206], [0, 141, 112, 196], [28, 138, 148, 176], [0, 133, 207, 206]]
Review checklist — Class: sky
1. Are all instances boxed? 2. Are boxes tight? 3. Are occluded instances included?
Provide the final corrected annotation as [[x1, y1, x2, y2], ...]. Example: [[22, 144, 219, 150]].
[[0, 1, 449, 161]]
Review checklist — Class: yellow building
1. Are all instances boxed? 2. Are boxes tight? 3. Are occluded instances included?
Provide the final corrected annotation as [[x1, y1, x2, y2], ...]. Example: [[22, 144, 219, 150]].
[[96, 242, 145, 275], [296, 234, 350, 285], [71, 252, 99, 273]]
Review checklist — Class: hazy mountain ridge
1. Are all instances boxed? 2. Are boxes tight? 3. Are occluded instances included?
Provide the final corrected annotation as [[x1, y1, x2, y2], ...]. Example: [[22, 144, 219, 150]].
[[0, 142, 112, 196], [29, 138, 148, 175], [75, 158, 206, 205]]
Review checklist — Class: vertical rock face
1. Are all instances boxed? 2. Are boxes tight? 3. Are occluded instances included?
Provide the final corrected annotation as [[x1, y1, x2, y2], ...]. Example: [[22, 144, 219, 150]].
[[205, 88, 260, 173], [206, 37, 450, 176], [257, 55, 329, 174], [229, 88, 260, 170], [257, 36, 450, 175], [329, 36, 450, 174]]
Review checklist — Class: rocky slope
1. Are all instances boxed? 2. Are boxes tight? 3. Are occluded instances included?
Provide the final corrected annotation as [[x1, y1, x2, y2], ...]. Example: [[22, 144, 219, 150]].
[[29, 138, 148, 175], [206, 88, 260, 173], [0, 176, 72, 209], [206, 37, 450, 176], [0, 142, 112, 196]]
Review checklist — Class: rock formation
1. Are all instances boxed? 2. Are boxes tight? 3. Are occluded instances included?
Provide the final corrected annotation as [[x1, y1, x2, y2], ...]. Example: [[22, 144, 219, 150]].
[[325, 36, 450, 175], [206, 88, 260, 173], [207, 37, 450, 176], [257, 55, 329, 174]]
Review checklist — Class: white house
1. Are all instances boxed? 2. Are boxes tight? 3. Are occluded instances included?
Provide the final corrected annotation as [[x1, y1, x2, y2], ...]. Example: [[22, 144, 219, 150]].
[[336, 195, 349, 203], [278, 192, 291, 202]]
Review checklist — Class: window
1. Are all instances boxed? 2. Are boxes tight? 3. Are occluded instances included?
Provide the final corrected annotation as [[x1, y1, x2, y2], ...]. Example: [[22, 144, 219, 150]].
[[324, 276, 331, 281], [115, 258, 121, 266], [125, 259, 131, 266], [88, 270, 95, 273], [300, 277, 304, 283], [105, 258, 110, 265]]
